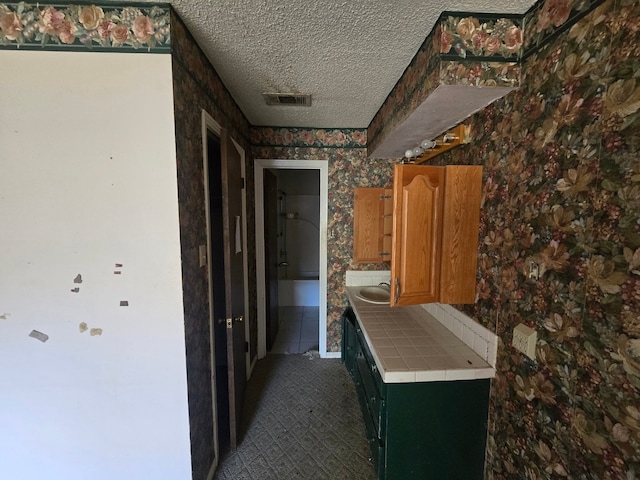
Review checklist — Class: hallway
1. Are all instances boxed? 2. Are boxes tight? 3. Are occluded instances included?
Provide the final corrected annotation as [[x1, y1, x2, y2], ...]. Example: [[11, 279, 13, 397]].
[[214, 353, 376, 479]]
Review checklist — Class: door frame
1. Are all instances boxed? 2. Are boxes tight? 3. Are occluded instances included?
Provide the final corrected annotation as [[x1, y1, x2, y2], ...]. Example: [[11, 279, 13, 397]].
[[201, 110, 251, 478], [254, 159, 333, 359]]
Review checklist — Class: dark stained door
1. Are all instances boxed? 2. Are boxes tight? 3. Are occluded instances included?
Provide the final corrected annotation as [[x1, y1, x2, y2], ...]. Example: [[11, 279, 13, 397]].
[[220, 130, 246, 449], [264, 170, 279, 350]]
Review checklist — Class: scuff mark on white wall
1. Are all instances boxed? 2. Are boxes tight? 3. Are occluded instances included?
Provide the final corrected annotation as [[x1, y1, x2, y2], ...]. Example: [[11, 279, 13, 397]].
[[28, 330, 49, 342]]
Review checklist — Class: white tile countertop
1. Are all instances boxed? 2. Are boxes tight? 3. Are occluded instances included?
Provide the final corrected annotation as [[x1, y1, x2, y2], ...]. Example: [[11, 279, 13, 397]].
[[346, 286, 495, 383]]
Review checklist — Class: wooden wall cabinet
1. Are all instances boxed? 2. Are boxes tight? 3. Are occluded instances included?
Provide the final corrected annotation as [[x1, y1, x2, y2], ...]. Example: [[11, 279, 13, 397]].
[[353, 188, 392, 263], [390, 164, 482, 306]]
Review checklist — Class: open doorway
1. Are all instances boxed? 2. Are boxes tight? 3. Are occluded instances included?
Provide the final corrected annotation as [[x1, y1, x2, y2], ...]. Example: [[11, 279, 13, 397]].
[[267, 169, 320, 354], [255, 160, 331, 359]]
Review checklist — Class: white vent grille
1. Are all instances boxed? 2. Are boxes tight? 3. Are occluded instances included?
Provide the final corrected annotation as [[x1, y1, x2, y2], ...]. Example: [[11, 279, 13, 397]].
[[263, 93, 312, 106]]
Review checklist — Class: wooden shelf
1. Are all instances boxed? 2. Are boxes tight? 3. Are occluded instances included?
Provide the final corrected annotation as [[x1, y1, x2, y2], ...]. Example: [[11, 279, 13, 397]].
[[414, 124, 471, 164]]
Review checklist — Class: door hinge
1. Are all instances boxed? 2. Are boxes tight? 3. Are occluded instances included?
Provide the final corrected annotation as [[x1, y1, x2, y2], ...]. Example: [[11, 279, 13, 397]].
[[245, 341, 249, 353], [241, 177, 245, 190]]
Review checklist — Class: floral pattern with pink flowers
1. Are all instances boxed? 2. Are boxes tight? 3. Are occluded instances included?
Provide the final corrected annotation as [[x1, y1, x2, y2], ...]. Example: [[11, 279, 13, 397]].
[[439, 14, 524, 59], [0, 3, 170, 50], [250, 127, 367, 149]]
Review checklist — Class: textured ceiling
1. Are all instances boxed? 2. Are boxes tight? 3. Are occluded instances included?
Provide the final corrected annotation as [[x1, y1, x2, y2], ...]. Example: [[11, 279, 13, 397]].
[[137, 0, 536, 128]]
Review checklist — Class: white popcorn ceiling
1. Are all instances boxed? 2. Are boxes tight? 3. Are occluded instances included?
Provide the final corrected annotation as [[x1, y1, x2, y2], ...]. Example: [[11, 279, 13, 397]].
[[147, 0, 535, 128]]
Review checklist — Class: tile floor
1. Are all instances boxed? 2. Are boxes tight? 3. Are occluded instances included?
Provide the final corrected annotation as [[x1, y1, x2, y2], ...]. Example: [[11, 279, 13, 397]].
[[270, 306, 319, 354]]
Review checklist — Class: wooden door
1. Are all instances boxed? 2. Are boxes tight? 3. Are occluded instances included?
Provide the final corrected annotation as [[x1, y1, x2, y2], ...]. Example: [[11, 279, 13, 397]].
[[390, 164, 444, 306], [264, 170, 279, 350], [220, 130, 246, 449], [353, 188, 385, 263]]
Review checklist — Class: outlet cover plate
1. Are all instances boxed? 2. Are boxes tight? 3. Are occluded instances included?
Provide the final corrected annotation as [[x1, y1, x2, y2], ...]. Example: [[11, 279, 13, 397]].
[[512, 323, 537, 360]]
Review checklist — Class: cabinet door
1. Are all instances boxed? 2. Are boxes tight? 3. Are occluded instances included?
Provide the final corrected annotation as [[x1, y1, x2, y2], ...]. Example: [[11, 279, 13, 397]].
[[439, 166, 483, 304], [390, 165, 444, 306], [353, 188, 385, 263]]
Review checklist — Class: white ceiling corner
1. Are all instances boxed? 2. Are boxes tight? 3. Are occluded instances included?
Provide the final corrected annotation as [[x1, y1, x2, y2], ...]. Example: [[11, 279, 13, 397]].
[[125, 0, 537, 129]]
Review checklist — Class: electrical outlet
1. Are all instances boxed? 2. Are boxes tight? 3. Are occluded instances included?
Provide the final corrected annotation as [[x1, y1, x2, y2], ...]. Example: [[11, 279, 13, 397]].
[[512, 323, 537, 360]]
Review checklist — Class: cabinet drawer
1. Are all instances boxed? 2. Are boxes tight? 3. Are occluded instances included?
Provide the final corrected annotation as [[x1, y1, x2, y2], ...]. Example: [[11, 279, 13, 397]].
[[356, 352, 385, 436], [356, 377, 385, 477], [355, 326, 384, 395], [341, 308, 358, 378]]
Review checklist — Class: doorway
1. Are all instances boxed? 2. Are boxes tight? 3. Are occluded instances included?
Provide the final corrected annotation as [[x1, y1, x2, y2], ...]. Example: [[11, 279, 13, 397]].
[[255, 159, 331, 359], [201, 111, 251, 474], [269, 169, 320, 354]]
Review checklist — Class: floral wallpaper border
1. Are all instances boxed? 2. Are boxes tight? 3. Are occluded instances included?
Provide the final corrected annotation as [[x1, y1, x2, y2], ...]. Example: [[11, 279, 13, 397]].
[[0, 1, 170, 52], [250, 127, 367, 149], [438, 11, 524, 61]]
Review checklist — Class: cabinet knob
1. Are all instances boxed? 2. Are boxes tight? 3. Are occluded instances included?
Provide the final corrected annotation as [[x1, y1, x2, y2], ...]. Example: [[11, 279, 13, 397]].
[[371, 364, 377, 373]]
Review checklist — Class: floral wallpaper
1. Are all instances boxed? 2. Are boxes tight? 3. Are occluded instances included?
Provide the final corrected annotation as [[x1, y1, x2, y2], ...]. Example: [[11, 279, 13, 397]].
[[0, 2, 170, 51], [250, 127, 366, 149], [251, 129, 393, 352], [522, 0, 606, 57], [421, 0, 639, 477]]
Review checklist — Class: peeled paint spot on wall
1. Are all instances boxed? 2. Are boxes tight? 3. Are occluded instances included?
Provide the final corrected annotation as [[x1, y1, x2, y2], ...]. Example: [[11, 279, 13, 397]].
[[29, 330, 49, 342], [120, 301, 129, 306], [73, 274, 83, 284], [79, 322, 88, 333], [0, 313, 10, 320], [90, 328, 103, 336], [70, 287, 80, 293]]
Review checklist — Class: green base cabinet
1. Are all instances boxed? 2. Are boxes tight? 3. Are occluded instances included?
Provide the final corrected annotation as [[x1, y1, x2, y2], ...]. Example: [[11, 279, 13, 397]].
[[341, 307, 490, 480]]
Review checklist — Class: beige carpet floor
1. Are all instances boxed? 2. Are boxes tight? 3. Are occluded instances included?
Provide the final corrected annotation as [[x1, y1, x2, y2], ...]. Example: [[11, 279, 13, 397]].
[[214, 353, 377, 480]]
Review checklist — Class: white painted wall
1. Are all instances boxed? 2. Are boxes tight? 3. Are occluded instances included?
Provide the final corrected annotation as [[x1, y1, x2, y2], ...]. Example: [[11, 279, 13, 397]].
[[0, 51, 192, 479], [278, 279, 320, 306]]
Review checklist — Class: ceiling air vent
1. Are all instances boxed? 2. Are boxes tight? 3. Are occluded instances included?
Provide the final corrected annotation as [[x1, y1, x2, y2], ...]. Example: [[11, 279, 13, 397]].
[[263, 93, 312, 106]]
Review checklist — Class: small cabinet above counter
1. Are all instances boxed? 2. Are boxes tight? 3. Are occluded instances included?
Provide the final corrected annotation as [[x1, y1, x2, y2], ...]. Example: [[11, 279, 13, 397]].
[[391, 164, 482, 306], [353, 188, 392, 264], [352, 164, 482, 307]]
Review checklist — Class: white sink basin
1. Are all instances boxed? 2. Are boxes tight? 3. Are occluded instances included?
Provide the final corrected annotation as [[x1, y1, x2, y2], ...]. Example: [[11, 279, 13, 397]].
[[355, 285, 390, 304]]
